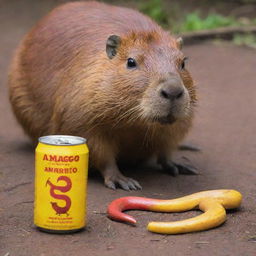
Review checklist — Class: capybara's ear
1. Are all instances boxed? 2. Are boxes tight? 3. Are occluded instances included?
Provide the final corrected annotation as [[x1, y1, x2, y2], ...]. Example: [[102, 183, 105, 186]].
[[106, 35, 121, 59], [176, 37, 183, 50]]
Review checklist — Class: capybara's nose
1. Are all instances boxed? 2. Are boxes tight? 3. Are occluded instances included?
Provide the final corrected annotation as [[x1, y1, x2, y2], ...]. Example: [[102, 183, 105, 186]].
[[159, 78, 184, 101]]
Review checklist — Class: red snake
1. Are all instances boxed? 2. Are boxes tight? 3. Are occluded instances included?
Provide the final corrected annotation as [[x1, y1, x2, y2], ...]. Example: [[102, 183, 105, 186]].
[[46, 176, 72, 216]]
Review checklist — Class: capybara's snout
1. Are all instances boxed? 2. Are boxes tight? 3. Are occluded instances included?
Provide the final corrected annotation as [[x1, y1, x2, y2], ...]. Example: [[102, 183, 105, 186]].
[[140, 75, 190, 124]]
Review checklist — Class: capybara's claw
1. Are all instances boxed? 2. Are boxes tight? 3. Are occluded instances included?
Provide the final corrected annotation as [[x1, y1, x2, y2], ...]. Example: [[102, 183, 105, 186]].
[[105, 180, 117, 190], [165, 163, 179, 176], [178, 144, 201, 152], [175, 163, 198, 175], [105, 175, 141, 191], [162, 161, 198, 176]]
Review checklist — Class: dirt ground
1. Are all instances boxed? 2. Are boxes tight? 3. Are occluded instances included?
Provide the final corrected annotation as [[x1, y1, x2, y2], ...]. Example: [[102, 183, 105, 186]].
[[0, 1, 256, 256]]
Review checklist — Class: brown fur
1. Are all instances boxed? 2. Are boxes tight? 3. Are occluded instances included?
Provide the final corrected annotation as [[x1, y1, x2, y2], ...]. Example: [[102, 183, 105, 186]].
[[8, 1, 196, 189]]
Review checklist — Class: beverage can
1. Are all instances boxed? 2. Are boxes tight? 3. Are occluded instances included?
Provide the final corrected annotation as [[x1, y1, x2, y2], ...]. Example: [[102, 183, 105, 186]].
[[34, 135, 89, 233]]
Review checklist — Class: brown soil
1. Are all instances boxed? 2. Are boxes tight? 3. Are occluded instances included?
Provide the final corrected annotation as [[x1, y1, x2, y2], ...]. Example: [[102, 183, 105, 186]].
[[0, 1, 255, 255]]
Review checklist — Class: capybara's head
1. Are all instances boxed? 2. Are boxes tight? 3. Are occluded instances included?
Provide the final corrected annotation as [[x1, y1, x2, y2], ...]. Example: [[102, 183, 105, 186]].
[[104, 31, 196, 126]]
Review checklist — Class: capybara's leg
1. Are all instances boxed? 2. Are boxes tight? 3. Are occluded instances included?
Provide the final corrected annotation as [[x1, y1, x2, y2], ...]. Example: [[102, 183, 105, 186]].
[[89, 136, 142, 190]]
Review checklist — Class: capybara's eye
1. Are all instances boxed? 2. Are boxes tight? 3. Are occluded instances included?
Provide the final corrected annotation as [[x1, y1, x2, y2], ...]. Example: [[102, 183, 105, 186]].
[[181, 61, 185, 70], [127, 58, 137, 69], [180, 57, 188, 70]]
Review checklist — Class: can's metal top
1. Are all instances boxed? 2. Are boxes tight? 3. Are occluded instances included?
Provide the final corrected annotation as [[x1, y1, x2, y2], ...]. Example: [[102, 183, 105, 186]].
[[39, 135, 86, 146]]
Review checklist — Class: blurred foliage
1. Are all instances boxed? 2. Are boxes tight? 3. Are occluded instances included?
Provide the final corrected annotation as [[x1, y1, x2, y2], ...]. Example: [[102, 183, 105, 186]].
[[139, 0, 169, 26], [139, 0, 256, 33], [138, 0, 256, 47], [176, 13, 239, 32], [233, 33, 256, 48]]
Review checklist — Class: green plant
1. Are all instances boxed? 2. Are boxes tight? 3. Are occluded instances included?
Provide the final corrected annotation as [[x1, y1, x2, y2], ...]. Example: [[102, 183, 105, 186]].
[[139, 0, 169, 26], [139, 2, 255, 36], [178, 12, 238, 32]]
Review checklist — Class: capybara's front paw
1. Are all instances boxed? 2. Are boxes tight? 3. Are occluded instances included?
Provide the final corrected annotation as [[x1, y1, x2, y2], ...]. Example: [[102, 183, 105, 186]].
[[104, 173, 142, 191]]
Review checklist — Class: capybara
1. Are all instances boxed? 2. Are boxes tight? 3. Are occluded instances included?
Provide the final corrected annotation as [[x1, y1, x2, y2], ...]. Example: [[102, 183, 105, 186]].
[[9, 1, 197, 190]]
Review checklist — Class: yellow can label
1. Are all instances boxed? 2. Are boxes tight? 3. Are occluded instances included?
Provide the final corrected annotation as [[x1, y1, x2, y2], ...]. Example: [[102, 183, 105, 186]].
[[34, 142, 89, 231]]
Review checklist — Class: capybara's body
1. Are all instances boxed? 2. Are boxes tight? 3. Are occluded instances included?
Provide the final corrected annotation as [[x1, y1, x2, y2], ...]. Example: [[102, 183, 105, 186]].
[[9, 1, 196, 190]]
